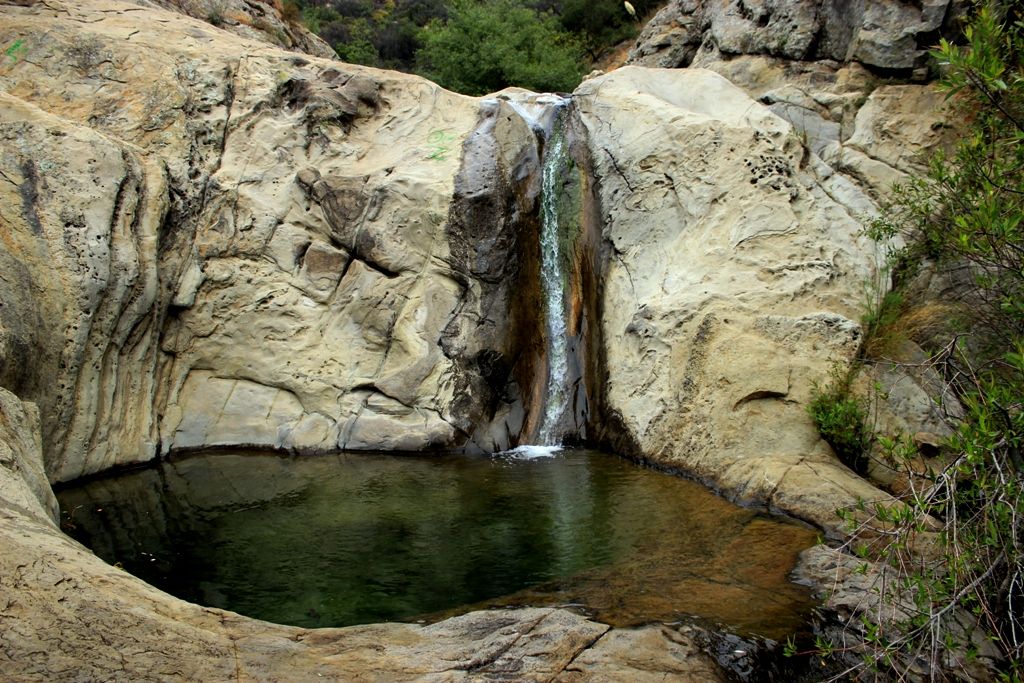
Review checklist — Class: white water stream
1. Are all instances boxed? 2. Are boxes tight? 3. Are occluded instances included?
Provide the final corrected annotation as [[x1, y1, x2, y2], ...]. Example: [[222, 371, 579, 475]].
[[491, 94, 572, 458], [536, 117, 570, 447]]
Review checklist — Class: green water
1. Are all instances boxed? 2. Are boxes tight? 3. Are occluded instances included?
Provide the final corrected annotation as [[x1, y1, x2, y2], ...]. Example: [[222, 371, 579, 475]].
[[58, 449, 818, 638]]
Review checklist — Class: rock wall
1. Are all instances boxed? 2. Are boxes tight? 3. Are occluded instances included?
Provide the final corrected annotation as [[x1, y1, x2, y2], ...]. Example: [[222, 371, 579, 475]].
[[0, 92, 172, 483], [0, 0, 963, 521], [0, 0, 958, 506], [629, 0, 963, 73], [587, 0, 963, 528], [625, 0, 960, 201], [0, 0, 547, 482], [575, 67, 890, 528]]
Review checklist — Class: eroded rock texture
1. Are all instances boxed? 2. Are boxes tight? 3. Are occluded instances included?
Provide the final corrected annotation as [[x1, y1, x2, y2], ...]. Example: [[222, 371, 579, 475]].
[[1, 0, 545, 482], [624, 0, 960, 208], [129, 0, 337, 58], [601, 0, 963, 529], [629, 0, 961, 71], [0, 0, 968, 678], [0, 92, 171, 483], [577, 67, 899, 530]]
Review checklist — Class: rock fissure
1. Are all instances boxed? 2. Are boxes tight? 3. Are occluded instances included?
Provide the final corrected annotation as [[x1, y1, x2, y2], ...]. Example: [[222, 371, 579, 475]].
[[602, 146, 637, 193], [553, 625, 612, 678]]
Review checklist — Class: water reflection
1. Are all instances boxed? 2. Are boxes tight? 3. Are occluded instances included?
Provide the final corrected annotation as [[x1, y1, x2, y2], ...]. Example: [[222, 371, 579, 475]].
[[58, 449, 818, 638]]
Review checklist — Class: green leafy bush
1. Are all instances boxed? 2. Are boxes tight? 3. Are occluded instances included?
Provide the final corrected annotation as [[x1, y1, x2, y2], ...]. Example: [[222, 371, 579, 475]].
[[541, 0, 657, 58], [333, 17, 380, 65], [868, 4, 1024, 356], [289, 0, 642, 93], [808, 366, 871, 475], [415, 0, 585, 94]]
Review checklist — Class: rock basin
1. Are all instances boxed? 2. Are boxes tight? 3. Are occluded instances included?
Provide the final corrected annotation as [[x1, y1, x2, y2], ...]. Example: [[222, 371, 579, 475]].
[[58, 449, 818, 639]]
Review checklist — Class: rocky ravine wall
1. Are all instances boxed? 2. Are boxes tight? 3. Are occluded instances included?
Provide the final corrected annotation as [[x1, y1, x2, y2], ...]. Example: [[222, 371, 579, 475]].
[[1, 0, 558, 486], [582, 0, 962, 527], [629, 0, 963, 74], [0, 0, 962, 678]]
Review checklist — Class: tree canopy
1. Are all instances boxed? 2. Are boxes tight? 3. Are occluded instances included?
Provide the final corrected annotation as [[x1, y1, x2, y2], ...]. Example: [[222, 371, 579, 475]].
[[287, 0, 653, 94], [416, 0, 584, 94]]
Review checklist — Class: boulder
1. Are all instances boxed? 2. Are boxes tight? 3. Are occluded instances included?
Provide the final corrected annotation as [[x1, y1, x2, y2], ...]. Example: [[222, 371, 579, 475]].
[[575, 67, 893, 531]]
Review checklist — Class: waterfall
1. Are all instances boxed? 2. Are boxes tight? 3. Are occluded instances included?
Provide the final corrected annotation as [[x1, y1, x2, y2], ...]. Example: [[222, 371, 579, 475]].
[[536, 114, 570, 446], [492, 94, 575, 457]]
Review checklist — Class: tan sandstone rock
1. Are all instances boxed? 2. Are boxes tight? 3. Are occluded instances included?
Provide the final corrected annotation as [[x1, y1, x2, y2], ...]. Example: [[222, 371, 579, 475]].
[[576, 66, 894, 532], [0, 0, 545, 481], [129, 0, 337, 58]]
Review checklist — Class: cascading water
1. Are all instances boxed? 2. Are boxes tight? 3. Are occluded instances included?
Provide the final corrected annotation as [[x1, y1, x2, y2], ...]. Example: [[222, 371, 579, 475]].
[[492, 94, 576, 457], [536, 115, 571, 446]]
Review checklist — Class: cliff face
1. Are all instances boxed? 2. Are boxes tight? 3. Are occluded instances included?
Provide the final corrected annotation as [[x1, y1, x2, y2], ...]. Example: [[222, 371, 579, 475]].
[[0, 0, 968, 677], [624, 0, 960, 200], [572, 1, 962, 526], [629, 0, 963, 72], [1, 0, 553, 483], [0, 0, 956, 493]]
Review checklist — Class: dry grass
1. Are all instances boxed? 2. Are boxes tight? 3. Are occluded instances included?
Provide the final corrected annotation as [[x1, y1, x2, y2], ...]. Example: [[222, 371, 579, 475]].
[[864, 301, 962, 361]]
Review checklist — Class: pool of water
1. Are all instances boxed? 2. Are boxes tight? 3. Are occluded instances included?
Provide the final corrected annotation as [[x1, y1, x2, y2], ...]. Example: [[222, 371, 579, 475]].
[[57, 449, 819, 639]]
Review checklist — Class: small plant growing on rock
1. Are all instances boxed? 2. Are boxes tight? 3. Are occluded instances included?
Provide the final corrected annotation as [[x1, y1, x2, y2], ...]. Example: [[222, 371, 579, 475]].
[[809, 365, 872, 475], [207, 3, 226, 27], [280, 0, 302, 25]]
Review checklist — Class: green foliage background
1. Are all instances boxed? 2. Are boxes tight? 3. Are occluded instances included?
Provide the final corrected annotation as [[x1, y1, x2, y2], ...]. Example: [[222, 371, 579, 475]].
[[416, 0, 583, 95], [286, 0, 658, 94]]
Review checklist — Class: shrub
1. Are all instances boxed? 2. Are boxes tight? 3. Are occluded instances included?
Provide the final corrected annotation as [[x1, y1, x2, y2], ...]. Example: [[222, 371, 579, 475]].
[[808, 366, 871, 475], [415, 0, 585, 95], [280, 0, 302, 24], [804, 4, 1024, 678], [333, 18, 380, 66], [553, 0, 656, 57], [868, 4, 1024, 358]]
